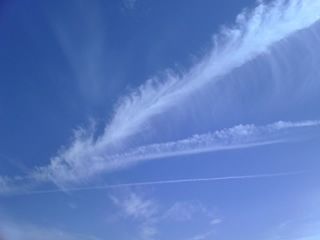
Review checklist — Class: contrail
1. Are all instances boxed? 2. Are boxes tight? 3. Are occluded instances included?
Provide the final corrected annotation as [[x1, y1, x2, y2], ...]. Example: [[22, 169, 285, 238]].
[[38, 0, 320, 184], [103, 0, 320, 144], [105, 120, 320, 168], [20, 171, 304, 195], [36, 120, 318, 183], [0, 120, 317, 194]]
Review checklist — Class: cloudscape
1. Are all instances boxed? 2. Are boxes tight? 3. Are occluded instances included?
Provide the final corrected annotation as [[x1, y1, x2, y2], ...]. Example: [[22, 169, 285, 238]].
[[1, 0, 320, 239]]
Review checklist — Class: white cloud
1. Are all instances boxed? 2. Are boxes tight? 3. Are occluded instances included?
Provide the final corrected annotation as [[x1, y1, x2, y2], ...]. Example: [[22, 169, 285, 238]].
[[123, 0, 137, 10], [187, 230, 216, 240], [0, 118, 314, 194], [102, 120, 320, 168], [0, 176, 13, 194], [295, 235, 320, 240], [34, 0, 320, 185], [162, 201, 221, 240], [3, 0, 320, 189], [32, 120, 320, 185], [110, 192, 158, 220], [110, 192, 220, 240], [110, 192, 158, 240], [0, 176, 28, 195], [272, 120, 320, 129], [3, 171, 300, 195], [139, 223, 158, 240], [210, 218, 222, 225], [163, 201, 209, 222], [267, 217, 320, 240], [103, 0, 320, 145], [0, 220, 100, 240]]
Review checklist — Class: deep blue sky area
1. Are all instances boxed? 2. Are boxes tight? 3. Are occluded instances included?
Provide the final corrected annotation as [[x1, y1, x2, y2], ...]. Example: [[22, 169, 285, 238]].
[[0, 1, 320, 240]]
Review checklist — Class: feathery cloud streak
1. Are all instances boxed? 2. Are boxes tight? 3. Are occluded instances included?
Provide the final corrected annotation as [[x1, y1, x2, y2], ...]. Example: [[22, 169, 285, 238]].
[[1, 120, 317, 195], [7, 172, 303, 196], [0, 220, 100, 240], [33, 120, 320, 184], [8, 0, 315, 187], [105, 120, 320, 168], [102, 0, 320, 144]]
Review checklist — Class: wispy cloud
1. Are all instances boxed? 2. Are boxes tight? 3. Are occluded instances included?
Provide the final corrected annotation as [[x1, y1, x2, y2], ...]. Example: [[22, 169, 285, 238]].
[[123, 0, 137, 10], [110, 192, 158, 240], [0, 176, 13, 194], [110, 192, 158, 220], [0, 176, 28, 195], [111, 191, 222, 240], [162, 201, 217, 223], [103, 0, 320, 144], [2, 0, 320, 190], [0, 119, 317, 195], [15, 171, 303, 195], [187, 230, 216, 240], [163, 201, 206, 222], [104, 120, 320, 168], [0, 119, 314, 195], [268, 218, 320, 240], [34, 120, 320, 184], [110, 192, 221, 240], [32, 0, 320, 185], [0, 219, 100, 240]]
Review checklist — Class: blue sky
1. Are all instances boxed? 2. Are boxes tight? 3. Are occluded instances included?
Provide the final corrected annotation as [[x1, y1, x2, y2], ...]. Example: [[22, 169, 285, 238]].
[[1, 0, 320, 239]]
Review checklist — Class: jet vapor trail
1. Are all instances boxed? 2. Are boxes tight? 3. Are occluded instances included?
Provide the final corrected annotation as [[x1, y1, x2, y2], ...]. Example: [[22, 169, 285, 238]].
[[20, 171, 304, 195], [105, 120, 320, 168], [37, 0, 320, 185]]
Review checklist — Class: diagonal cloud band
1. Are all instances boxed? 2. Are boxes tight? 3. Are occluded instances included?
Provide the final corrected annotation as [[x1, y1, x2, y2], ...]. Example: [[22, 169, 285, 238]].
[[2, 0, 320, 192], [32, 120, 320, 184], [102, 0, 320, 144], [33, 0, 320, 184], [1, 120, 319, 195], [14, 171, 305, 195]]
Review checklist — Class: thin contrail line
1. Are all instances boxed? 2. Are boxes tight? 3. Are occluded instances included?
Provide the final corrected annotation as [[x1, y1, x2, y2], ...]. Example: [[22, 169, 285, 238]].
[[20, 171, 304, 195]]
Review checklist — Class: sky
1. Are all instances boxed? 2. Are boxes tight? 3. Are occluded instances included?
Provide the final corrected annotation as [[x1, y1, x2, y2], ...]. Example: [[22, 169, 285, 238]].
[[1, 0, 320, 239]]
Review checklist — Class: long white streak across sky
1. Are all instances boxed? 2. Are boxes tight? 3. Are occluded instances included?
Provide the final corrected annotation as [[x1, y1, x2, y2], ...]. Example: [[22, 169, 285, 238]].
[[31, 0, 320, 184], [17, 171, 304, 195], [31, 120, 320, 184], [102, 0, 320, 144], [91, 120, 320, 171], [0, 120, 318, 195], [114, 120, 320, 157]]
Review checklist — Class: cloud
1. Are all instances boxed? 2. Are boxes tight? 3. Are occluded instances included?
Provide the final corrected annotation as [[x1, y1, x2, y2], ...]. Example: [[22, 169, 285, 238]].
[[110, 192, 158, 240], [3, 0, 320, 190], [102, 0, 320, 144], [110, 192, 220, 240], [50, 0, 107, 106], [6, 171, 302, 195], [295, 235, 320, 240], [103, 120, 320, 168], [0, 176, 29, 195], [267, 217, 320, 240], [0, 176, 13, 195], [123, 0, 137, 10], [33, 120, 320, 184], [33, 0, 320, 185], [162, 201, 217, 223], [187, 230, 216, 240], [0, 118, 316, 194], [210, 218, 222, 225], [139, 224, 158, 240], [110, 192, 158, 220], [0, 220, 100, 240], [163, 201, 204, 222]]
